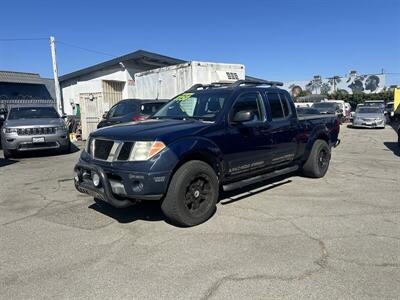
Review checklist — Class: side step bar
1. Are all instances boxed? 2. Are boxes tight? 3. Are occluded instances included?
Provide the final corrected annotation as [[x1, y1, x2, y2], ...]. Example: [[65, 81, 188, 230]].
[[222, 165, 299, 192]]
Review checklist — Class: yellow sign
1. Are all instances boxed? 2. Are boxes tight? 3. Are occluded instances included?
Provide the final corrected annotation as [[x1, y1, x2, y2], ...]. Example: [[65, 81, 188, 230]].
[[395, 88, 400, 113], [175, 93, 193, 101]]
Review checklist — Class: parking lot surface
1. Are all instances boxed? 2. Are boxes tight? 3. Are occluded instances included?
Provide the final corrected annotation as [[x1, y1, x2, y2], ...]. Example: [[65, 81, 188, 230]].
[[0, 125, 399, 299]]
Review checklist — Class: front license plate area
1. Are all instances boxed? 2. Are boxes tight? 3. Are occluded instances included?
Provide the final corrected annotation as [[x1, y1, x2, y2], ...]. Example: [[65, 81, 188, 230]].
[[32, 137, 45, 143]]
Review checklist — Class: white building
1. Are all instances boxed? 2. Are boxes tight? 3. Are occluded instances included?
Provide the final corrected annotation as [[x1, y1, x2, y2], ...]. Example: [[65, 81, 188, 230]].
[[59, 50, 184, 138]]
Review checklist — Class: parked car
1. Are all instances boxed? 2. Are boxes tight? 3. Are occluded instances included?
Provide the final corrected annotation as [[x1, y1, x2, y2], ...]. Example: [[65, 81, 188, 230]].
[[385, 102, 394, 122], [74, 79, 340, 226], [296, 107, 320, 116], [312, 102, 344, 122], [1, 106, 70, 159], [325, 100, 348, 120], [352, 105, 386, 128], [97, 99, 168, 129], [0, 107, 6, 135]]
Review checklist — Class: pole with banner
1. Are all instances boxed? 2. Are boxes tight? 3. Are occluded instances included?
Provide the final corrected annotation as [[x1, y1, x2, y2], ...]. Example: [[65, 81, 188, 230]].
[[50, 36, 63, 115]]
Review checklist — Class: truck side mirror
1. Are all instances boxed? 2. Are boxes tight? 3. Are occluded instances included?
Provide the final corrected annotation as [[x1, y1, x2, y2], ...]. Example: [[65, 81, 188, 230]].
[[232, 110, 254, 123], [0, 114, 5, 121]]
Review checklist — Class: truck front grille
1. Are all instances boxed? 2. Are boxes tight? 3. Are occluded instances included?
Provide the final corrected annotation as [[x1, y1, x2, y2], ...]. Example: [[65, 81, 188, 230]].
[[94, 139, 114, 160], [91, 139, 134, 161], [118, 142, 133, 160], [17, 127, 56, 135]]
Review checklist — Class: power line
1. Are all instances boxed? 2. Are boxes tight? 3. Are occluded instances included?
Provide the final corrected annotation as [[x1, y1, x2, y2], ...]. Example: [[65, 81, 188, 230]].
[[57, 40, 117, 58], [0, 38, 48, 41], [0, 37, 118, 58]]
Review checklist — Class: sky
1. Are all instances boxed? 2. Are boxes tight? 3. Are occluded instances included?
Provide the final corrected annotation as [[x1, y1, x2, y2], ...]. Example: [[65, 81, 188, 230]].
[[0, 0, 399, 84]]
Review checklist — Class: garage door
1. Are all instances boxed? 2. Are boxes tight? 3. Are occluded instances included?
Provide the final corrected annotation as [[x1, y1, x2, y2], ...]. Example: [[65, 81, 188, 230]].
[[103, 80, 125, 108]]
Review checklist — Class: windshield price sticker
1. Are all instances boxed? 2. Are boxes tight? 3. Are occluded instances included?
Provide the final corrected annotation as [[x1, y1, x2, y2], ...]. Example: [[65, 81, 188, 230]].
[[176, 93, 193, 101]]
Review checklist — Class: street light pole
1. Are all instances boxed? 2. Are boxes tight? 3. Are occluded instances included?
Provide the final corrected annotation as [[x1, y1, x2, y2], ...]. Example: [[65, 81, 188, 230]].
[[49, 36, 63, 115]]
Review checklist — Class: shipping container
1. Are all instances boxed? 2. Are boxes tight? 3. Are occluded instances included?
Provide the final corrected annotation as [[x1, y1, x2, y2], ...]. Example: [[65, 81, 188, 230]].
[[134, 61, 245, 99]]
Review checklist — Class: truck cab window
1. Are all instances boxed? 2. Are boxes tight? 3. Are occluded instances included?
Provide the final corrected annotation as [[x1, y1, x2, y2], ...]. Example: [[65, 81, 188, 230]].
[[279, 93, 291, 117], [267, 92, 284, 120], [231, 93, 264, 122]]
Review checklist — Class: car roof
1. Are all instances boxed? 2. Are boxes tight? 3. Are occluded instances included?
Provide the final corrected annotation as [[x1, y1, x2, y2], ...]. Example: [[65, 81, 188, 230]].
[[119, 99, 169, 103]]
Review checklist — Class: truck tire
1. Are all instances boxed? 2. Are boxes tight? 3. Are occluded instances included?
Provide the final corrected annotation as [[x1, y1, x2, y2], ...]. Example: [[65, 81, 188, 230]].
[[161, 160, 219, 227], [302, 140, 331, 178]]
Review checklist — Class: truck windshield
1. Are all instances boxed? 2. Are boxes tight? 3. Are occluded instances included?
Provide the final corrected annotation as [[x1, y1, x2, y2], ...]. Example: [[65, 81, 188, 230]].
[[8, 107, 59, 120], [152, 91, 230, 121]]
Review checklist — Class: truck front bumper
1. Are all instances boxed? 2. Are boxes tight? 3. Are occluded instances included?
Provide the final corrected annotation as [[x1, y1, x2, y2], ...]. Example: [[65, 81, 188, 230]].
[[74, 161, 166, 208]]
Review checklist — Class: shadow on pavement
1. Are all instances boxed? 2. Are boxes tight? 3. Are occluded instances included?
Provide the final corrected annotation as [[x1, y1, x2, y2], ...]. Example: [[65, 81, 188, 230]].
[[383, 142, 400, 157], [0, 158, 19, 167], [89, 173, 296, 225], [89, 199, 164, 224]]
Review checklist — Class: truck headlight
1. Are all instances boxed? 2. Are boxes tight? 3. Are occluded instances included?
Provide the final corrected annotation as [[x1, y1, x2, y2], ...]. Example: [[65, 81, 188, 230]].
[[3, 127, 17, 134], [129, 141, 166, 161]]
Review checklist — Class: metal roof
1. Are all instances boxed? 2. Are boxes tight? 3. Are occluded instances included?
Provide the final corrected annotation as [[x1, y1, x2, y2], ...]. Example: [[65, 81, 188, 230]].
[[0, 71, 44, 84], [59, 49, 186, 82]]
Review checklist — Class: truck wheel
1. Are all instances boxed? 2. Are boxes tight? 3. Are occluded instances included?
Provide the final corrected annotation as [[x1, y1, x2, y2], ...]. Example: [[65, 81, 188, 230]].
[[161, 160, 219, 227], [302, 140, 331, 178]]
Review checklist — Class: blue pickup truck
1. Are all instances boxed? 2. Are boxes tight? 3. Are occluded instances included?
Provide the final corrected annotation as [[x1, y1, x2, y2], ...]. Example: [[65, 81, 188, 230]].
[[74, 80, 340, 226]]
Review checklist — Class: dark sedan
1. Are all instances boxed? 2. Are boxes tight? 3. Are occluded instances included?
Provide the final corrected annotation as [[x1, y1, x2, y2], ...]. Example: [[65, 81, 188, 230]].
[[97, 99, 168, 129], [296, 107, 320, 116], [312, 102, 344, 122]]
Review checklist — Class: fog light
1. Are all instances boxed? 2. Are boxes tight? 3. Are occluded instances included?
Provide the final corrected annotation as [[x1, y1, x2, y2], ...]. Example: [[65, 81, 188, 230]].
[[92, 173, 101, 187], [132, 180, 144, 192], [74, 173, 79, 182]]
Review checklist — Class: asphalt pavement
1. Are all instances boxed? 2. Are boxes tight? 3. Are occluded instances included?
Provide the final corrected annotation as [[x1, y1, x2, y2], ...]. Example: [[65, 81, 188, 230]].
[[0, 125, 399, 299]]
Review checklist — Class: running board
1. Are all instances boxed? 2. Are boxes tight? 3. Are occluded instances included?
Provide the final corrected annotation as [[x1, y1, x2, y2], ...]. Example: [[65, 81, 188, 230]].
[[222, 165, 299, 192]]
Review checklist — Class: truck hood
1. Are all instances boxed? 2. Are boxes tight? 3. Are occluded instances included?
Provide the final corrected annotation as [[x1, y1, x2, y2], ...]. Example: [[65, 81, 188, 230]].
[[5, 118, 64, 127], [91, 119, 212, 143]]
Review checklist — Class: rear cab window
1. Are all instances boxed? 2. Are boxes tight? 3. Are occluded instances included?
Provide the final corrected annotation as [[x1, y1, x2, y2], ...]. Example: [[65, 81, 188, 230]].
[[265, 92, 292, 121]]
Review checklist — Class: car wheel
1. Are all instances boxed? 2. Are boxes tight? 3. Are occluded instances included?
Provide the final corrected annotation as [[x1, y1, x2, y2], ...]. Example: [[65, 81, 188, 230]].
[[3, 148, 13, 159], [60, 141, 71, 154], [161, 160, 219, 227], [302, 140, 331, 178]]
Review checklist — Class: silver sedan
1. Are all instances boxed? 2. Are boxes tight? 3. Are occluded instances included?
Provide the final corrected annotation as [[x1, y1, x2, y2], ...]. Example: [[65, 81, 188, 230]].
[[352, 106, 386, 128]]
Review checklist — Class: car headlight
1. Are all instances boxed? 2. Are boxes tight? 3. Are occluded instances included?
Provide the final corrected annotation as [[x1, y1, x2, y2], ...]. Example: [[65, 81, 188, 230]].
[[3, 127, 17, 134], [56, 125, 68, 132], [129, 141, 166, 161]]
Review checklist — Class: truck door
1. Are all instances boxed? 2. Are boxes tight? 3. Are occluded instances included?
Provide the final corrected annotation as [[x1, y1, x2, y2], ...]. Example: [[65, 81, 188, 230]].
[[221, 91, 272, 178], [265, 91, 298, 165]]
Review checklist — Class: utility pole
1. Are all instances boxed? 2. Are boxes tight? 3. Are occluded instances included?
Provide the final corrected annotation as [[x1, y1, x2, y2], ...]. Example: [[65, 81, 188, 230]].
[[49, 36, 63, 115]]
